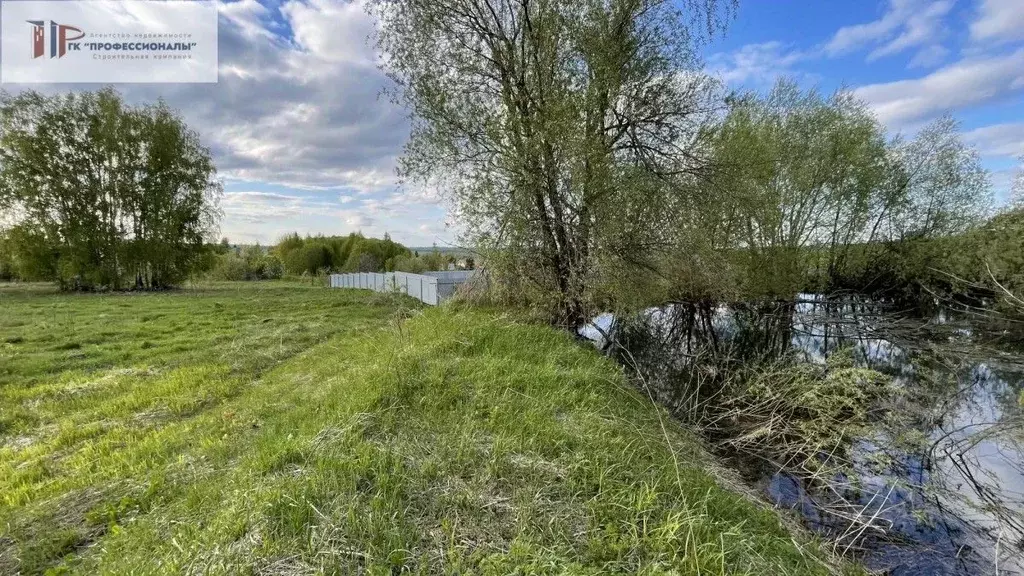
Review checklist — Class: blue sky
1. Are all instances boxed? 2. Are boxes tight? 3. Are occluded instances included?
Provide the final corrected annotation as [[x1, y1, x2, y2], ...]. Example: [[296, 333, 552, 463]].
[[703, 0, 1024, 203], [21, 0, 1021, 246]]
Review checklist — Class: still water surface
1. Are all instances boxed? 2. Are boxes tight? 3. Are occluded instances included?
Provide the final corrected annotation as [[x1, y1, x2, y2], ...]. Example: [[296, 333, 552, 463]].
[[584, 297, 1024, 574]]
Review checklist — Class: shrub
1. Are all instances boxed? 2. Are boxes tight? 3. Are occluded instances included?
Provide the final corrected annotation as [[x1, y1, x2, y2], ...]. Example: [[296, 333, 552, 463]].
[[391, 255, 429, 274], [275, 233, 411, 275], [207, 249, 283, 281], [208, 253, 248, 281]]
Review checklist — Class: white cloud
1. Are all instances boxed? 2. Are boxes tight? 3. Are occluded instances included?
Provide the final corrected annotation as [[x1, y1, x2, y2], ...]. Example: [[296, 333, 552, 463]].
[[854, 49, 1024, 129], [106, 0, 408, 193], [970, 0, 1024, 45], [707, 42, 811, 88], [220, 191, 348, 225], [217, 187, 451, 245], [961, 122, 1024, 158], [216, 0, 275, 40], [215, 184, 453, 246], [825, 0, 953, 67], [907, 44, 949, 68], [281, 0, 379, 66]]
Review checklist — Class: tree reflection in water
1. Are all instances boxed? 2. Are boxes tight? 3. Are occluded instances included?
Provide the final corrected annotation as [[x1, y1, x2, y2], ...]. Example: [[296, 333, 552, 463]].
[[584, 295, 1024, 575]]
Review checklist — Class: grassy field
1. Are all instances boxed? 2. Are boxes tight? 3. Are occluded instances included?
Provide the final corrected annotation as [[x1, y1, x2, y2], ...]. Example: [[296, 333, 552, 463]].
[[1, 282, 837, 574]]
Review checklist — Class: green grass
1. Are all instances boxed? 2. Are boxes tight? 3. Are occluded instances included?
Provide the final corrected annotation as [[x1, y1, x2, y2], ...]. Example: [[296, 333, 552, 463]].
[[1, 282, 836, 574]]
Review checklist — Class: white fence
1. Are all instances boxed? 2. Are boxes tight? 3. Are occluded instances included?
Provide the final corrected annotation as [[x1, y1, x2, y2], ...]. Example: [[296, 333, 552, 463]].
[[423, 270, 477, 301], [329, 271, 478, 306]]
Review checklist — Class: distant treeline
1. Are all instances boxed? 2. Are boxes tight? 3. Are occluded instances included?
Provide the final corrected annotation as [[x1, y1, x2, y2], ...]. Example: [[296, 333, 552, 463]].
[[821, 208, 1024, 306], [1, 222, 472, 286], [203, 233, 469, 281], [0, 89, 471, 290]]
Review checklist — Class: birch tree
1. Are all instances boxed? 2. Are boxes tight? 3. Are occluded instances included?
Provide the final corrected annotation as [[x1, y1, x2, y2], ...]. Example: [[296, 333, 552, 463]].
[[0, 88, 221, 290]]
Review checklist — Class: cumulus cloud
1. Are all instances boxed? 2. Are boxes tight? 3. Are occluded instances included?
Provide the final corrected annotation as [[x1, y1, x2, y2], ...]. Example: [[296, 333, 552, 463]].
[[854, 49, 1024, 130], [281, 0, 378, 66], [216, 187, 452, 246], [105, 0, 447, 244], [962, 122, 1024, 158], [970, 0, 1024, 45], [707, 42, 812, 88], [825, 0, 953, 67], [110, 0, 408, 193]]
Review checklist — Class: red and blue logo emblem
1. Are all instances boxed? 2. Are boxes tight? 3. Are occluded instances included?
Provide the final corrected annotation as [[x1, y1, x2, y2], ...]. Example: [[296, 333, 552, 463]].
[[27, 20, 84, 59]]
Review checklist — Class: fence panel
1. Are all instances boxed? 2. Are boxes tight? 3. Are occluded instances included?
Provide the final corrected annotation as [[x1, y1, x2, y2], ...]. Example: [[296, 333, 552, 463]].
[[423, 278, 437, 305], [328, 270, 469, 306]]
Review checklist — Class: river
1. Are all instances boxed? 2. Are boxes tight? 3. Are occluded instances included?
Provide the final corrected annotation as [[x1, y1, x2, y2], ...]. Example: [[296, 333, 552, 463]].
[[583, 296, 1024, 575]]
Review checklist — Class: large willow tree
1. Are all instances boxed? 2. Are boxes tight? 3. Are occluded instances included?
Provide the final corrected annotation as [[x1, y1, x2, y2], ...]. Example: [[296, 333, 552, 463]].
[[709, 80, 891, 297], [374, 0, 733, 327], [706, 80, 991, 299], [0, 88, 221, 290]]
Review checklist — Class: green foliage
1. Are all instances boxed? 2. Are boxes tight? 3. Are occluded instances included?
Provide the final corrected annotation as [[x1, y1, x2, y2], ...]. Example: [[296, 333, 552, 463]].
[[708, 81, 890, 299], [390, 249, 455, 273], [206, 252, 248, 281], [982, 211, 1024, 310], [378, 0, 995, 317], [206, 245, 283, 281], [0, 225, 57, 281], [390, 254, 428, 273], [375, 0, 735, 327], [937, 206, 1024, 304], [813, 116, 994, 302], [273, 233, 411, 275], [0, 88, 222, 290], [0, 251, 11, 282], [819, 204, 1024, 304], [646, 82, 996, 305]]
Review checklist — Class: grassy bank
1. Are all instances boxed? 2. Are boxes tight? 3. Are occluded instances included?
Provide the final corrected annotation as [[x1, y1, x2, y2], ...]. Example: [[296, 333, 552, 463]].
[[1, 282, 835, 574]]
